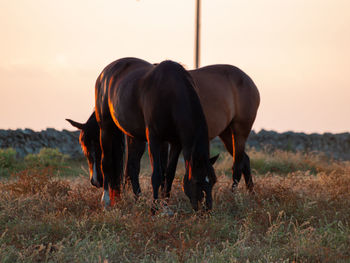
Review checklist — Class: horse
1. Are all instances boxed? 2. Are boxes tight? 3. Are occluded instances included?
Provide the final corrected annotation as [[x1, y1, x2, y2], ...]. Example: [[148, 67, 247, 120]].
[[68, 57, 149, 203], [68, 58, 217, 211], [67, 58, 260, 204], [163, 64, 260, 198]]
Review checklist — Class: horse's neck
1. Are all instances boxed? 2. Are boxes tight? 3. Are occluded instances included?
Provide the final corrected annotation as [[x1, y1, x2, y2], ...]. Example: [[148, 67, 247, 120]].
[[194, 124, 210, 156], [183, 124, 209, 162]]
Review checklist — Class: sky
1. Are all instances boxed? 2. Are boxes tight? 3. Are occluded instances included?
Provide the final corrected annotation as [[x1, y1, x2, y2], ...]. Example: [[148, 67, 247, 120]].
[[0, 0, 349, 133]]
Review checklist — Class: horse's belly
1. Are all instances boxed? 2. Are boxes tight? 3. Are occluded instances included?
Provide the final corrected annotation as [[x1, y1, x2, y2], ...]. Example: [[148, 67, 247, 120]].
[[111, 105, 146, 140], [198, 89, 235, 140], [205, 108, 233, 140]]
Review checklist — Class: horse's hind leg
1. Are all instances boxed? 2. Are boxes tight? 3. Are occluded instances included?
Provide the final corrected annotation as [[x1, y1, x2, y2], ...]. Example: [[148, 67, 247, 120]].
[[231, 121, 253, 191], [220, 124, 254, 191], [125, 136, 145, 197], [242, 152, 253, 191], [219, 126, 234, 156]]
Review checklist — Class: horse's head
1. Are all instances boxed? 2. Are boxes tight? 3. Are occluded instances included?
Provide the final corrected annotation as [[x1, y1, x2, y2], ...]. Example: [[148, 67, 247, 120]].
[[66, 113, 103, 188], [183, 154, 218, 211]]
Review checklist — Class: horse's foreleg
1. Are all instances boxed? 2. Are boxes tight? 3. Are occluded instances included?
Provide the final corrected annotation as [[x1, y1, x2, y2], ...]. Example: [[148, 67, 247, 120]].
[[163, 143, 181, 198], [232, 138, 244, 190], [100, 128, 114, 207], [125, 136, 145, 197], [221, 123, 253, 192], [231, 122, 251, 191], [219, 127, 241, 188]]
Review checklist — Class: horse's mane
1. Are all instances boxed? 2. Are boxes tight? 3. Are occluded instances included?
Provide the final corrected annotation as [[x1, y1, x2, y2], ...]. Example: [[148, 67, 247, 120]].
[[149, 60, 195, 89], [191, 124, 214, 180], [151, 61, 211, 178]]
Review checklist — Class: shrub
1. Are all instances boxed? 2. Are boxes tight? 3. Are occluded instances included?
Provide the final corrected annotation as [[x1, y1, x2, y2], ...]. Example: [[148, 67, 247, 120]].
[[24, 148, 68, 169], [0, 148, 17, 176], [0, 148, 17, 169]]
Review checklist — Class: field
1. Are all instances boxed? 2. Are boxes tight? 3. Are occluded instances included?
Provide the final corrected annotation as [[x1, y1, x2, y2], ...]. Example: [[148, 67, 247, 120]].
[[0, 147, 349, 262]]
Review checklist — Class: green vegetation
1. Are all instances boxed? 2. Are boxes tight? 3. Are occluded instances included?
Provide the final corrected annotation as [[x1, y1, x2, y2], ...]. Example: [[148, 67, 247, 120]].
[[0, 148, 17, 177], [0, 148, 80, 178], [24, 148, 68, 169], [0, 148, 349, 262], [250, 149, 324, 175]]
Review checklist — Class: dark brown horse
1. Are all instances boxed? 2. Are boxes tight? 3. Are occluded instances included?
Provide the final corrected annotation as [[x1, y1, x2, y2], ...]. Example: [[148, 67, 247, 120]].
[[69, 58, 217, 211], [163, 64, 260, 197], [67, 58, 260, 205], [68, 58, 149, 204]]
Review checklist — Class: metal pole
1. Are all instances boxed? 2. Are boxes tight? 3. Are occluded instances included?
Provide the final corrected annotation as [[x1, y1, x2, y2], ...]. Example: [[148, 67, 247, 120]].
[[195, 0, 201, 69]]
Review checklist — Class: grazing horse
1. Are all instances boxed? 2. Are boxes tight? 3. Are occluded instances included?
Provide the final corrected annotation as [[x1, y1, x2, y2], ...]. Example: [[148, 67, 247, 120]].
[[163, 64, 260, 198], [68, 58, 150, 205], [67, 59, 260, 204], [68, 58, 217, 211]]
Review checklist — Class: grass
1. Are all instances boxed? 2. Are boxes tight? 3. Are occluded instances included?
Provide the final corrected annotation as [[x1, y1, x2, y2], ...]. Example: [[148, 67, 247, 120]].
[[0, 148, 349, 262]]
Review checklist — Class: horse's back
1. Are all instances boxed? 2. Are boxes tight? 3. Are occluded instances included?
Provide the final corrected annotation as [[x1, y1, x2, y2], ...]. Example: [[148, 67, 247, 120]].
[[95, 57, 152, 132], [189, 65, 260, 138], [141, 61, 206, 144]]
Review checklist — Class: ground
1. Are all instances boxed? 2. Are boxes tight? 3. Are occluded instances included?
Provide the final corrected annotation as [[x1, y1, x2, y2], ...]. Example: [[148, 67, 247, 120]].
[[0, 147, 349, 262]]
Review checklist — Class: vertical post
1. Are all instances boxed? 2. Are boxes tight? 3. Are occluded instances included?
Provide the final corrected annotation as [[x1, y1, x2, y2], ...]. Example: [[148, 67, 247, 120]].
[[195, 0, 201, 69]]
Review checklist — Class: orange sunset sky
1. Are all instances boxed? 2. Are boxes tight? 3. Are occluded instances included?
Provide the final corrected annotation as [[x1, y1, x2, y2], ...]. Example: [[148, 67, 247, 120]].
[[0, 0, 349, 133]]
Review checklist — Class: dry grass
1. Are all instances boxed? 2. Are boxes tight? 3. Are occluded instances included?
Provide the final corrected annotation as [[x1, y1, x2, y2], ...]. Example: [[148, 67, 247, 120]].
[[0, 150, 349, 262]]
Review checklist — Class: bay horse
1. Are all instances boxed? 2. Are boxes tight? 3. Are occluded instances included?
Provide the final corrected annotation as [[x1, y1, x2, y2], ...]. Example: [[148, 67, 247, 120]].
[[69, 58, 217, 211], [67, 58, 260, 205]]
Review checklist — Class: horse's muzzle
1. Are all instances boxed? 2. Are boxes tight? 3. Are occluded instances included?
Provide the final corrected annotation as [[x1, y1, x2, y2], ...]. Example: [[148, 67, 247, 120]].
[[91, 178, 101, 188]]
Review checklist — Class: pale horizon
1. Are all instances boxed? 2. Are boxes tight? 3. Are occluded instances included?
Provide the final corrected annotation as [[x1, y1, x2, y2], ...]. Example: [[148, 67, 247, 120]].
[[1, 0, 349, 134]]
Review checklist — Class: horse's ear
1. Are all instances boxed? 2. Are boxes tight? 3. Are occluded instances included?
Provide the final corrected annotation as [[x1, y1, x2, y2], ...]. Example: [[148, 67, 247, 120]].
[[66, 119, 84, 130], [209, 154, 219, 165]]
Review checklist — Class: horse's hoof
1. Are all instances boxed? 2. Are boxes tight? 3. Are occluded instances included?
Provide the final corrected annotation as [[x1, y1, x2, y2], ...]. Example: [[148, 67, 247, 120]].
[[159, 204, 174, 217], [101, 190, 111, 208], [250, 191, 256, 196], [150, 206, 157, 215], [231, 183, 238, 192], [134, 192, 141, 202], [109, 189, 120, 207], [151, 199, 173, 216], [150, 199, 159, 215], [160, 191, 169, 199], [247, 185, 255, 193]]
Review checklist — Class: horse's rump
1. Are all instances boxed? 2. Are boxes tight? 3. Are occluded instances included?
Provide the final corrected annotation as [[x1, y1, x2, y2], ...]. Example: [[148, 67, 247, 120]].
[[190, 65, 260, 139]]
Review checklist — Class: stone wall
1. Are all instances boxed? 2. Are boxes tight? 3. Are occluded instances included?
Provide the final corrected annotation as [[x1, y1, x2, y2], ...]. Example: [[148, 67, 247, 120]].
[[0, 129, 81, 158], [0, 128, 349, 160], [246, 130, 350, 160]]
